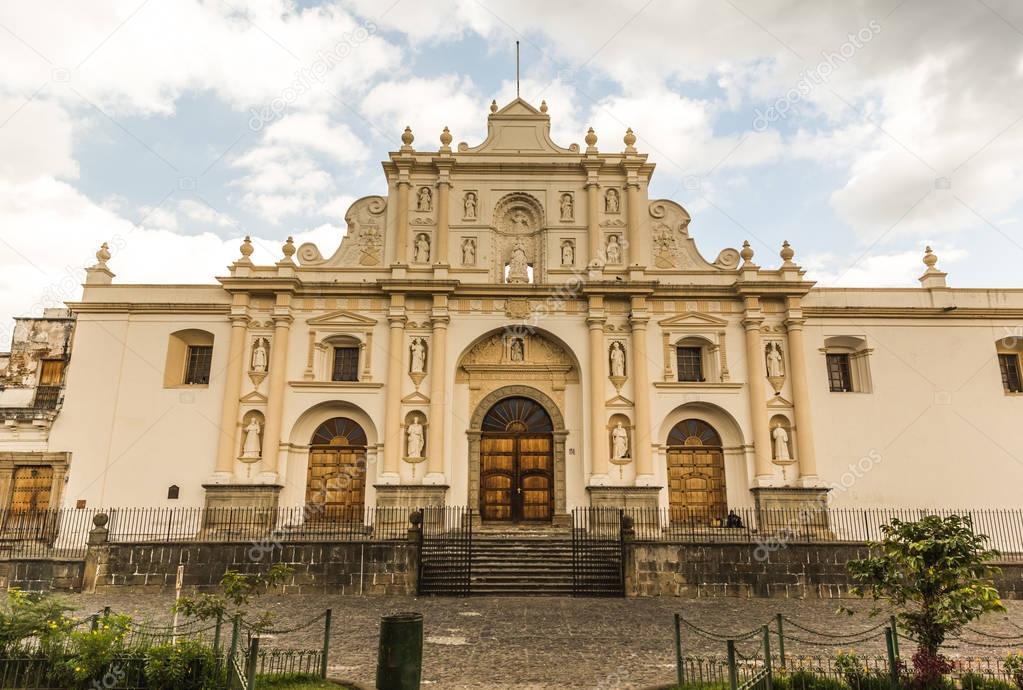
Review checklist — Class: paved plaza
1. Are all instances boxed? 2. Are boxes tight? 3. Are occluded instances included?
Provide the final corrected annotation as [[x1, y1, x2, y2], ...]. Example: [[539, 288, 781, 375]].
[[62, 593, 1023, 690]]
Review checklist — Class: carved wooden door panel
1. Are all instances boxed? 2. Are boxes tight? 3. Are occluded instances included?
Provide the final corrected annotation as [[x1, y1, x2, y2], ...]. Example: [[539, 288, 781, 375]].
[[667, 448, 726, 525], [3, 466, 54, 539], [305, 448, 366, 520], [517, 434, 553, 522], [480, 436, 515, 521], [480, 434, 553, 522]]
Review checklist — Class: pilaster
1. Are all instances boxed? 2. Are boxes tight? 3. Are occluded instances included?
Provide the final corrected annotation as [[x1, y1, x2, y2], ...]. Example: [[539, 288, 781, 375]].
[[213, 293, 250, 478], [381, 295, 407, 482], [587, 295, 609, 482]]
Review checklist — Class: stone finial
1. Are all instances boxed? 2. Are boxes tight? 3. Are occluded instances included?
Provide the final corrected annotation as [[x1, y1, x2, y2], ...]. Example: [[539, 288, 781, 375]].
[[780, 240, 795, 265], [86, 242, 116, 284], [740, 240, 755, 265], [624, 127, 637, 152], [439, 126, 452, 150], [919, 245, 948, 289], [95, 242, 111, 266], [540, 100, 548, 113], [401, 126, 414, 150], [585, 127, 598, 152], [490, 100, 498, 113], [282, 236, 296, 262], [238, 236, 254, 262], [923, 245, 938, 270]]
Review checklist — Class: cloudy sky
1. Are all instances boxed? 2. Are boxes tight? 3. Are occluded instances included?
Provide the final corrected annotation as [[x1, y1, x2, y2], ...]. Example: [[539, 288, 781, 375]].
[[2, 0, 1022, 345]]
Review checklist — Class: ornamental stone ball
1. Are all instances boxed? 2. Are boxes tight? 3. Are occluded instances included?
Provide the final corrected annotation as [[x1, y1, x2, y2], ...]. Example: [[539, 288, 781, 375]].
[[440, 126, 452, 148], [401, 126, 414, 147], [740, 240, 755, 264], [780, 240, 795, 264], [585, 127, 598, 149]]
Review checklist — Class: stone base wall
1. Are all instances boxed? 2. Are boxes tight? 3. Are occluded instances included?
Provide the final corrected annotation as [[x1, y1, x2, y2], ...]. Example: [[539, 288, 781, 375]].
[[85, 541, 417, 595], [625, 541, 1023, 599], [0, 559, 84, 592]]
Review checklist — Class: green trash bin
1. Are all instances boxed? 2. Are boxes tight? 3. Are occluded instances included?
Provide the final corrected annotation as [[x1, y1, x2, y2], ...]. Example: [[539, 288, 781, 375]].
[[376, 612, 423, 690]]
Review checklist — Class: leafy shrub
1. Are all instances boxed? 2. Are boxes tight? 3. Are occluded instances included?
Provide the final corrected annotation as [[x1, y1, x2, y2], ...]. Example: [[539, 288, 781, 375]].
[[0, 588, 73, 656], [774, 669, 848, 690], [1005, 654, 1023, 690], [835, 652, 894, 690], [145, 639, 221, 690], [60, 614, 131, 689], [960, 671, 1016, 690]]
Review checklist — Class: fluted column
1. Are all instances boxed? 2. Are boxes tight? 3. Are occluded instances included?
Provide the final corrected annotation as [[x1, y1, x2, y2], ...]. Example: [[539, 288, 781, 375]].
[[630, 303, 653, 480], [435, 180, 450, 265], [382, 296, 406, 478], [214, 297, 249, 476], [260, 310, 292, 476], [743, 316, 774, 482], [785, 317, 819, 483], [394, 181, 410, 265], [426, 296, 449, 479], [588, 297, 608, 480]]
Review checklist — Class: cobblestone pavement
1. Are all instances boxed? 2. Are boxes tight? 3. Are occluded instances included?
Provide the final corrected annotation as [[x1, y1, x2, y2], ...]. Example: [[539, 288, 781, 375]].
[[63, 593, 1023, 690]]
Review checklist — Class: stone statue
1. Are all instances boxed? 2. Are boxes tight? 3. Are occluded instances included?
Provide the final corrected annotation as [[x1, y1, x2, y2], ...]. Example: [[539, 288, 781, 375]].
[[610, 342, 626, 378], [561, 241, 574, 266], [410, 338, 426, 374], [510, 211, 530, 233], [462, 238, 476, 265], [606, 235, 622, 264], [510, 338, 524, 362], [251, 339, 268, 372], [611, 422, 629, 459], [464, 192, 477, 219], [766, 343, 784, 378], [772, 425, 791, 461], [507, 242, 529, 283], [560, 193, 573, 221], [417, 187, 432, 211], [241, 418, 262, 458], [605, 188, 620, 213], [407, 416, 425, 458], [414, 234, 431, 263]]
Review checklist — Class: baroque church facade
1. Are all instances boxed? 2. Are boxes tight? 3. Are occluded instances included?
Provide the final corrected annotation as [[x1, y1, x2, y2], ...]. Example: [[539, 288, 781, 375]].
[[19, 98, 1022, 522]]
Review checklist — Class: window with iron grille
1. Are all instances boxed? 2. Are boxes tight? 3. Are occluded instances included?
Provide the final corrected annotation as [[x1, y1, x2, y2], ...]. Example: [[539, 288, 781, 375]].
[[32, 385, 60, 409], [999, 353, 1023, 393], [676, 346, 704, 382], [827, 353, 853, 392], [184, 345, 213, 385], [332, 347, 360, 382]]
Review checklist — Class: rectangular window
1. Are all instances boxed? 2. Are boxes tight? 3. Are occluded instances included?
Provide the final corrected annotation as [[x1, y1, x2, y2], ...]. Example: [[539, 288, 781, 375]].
[[332, 347, 360, 382], [184, 345, 213, 385], [39, 360, 64, 386], [827, 353, 853, 392], [999, 353, 1023, 393], [676, 347, 704, 382]]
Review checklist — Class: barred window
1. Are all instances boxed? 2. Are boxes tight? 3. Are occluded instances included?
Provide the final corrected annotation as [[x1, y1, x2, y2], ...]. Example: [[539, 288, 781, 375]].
[[826, 353, 852, 392], [999, 353, 1022, 393], [332, 347, 360, 382], [184, 345, 213, 385], [676, 347, 704, 382]]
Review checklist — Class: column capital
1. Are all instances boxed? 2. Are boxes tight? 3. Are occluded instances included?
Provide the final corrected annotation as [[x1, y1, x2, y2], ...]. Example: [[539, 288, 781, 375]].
[[431, 315, 450, 327], [629, 314, 650, 328], [741, 317, 764, 331], [271, 314, 294, 327], [784, 317, 806, 331], [388, 314, 407, 327], [228, 313, 251, 326], [586, 316, 606, 328]]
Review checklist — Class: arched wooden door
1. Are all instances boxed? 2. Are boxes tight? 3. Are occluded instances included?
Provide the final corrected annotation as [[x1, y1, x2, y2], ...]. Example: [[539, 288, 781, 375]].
[[480, 397, 554, 523], [306, 417, 367, 520], [666, 419, 726, 525]]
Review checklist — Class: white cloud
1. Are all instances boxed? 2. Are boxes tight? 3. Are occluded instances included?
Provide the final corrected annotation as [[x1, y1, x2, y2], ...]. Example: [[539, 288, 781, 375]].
[[361, 75, 487, 148], [805, 245, 967, 287], [0, 100, 78, 182]]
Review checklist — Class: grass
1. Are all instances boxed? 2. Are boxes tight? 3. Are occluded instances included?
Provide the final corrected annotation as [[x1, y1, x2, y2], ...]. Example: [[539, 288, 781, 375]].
[[256, 674, 356, 689]]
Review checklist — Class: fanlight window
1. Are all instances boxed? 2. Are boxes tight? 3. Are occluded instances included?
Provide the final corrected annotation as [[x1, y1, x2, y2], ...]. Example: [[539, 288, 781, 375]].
[[310, 417, 368, 447], [667, 419, 722, 448], [481, 397, 553, 433]]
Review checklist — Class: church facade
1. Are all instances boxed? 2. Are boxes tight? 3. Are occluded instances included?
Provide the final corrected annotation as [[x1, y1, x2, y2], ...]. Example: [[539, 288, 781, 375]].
[[37, 98, 1023, 522]]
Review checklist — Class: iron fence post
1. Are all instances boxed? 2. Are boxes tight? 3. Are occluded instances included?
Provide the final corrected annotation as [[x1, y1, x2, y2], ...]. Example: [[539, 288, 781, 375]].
[[775, 614, 785, 667], [227, 615, 240, 684], [674, 613, 683, 687], [727, 640, 738, 690], [213, 611, 223, 657], [246, 636, 260, 688], [884, 627, 899, 690], [762, 624, 773, 690], [889, 615, 900, 660], [321, 608, 332, 679]]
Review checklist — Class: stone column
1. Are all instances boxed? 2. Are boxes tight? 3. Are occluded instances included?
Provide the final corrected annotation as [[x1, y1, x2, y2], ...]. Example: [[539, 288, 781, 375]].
[[260, 306, 292, 477], [382, 295, 406, 479], [785, 316, 819, 484], [626, 182, 641, 267], [588, 296, 609, 480], [586, 181, 601, 266], [435, 179, 450, 266], [630, 297, 653, 481], [394, 181, 410, 265], [426, 296, 449, 481], [742, 314, 774, 483], [214, 296, 250, 476]]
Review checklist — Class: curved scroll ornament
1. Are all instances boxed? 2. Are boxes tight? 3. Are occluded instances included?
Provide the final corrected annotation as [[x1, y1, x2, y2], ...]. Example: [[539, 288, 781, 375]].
[[297, 196, 386, 267], [648, 199, 740, 271]]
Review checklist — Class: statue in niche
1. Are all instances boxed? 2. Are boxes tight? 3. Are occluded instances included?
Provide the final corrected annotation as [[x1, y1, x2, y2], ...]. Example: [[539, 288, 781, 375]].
[[416, 187, 432, 211], [251, 338, 269, 372], [610, 342, 626, 378], [461, 238, 476, 265], [463, 192, 477, 219], [510, 338, 524, 362], [605, 188, 620, 213], [414, 233, 431, 263], [611, 422, 629, 460], [507, 241, 530, 283], [511, 210, 530, 233], [410, 338, 426, 374], [241, 418, 262, 458], [605, 235, 622, 264], [560, 193, 574, 221], [407, 416, 425, 458], [766, 342, 784, 378], [773, 425, 791, 461], [561, 240, 574, 266]]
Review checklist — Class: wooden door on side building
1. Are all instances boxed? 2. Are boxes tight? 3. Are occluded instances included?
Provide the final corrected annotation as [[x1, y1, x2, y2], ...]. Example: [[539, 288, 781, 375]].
[[666, 419, 726, 526]]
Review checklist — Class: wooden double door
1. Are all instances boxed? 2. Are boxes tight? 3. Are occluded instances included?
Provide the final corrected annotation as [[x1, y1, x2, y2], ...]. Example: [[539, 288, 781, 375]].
[[666, 419, 726, 525], [479, 397, 555, 523], [305, 417, 367, 520]]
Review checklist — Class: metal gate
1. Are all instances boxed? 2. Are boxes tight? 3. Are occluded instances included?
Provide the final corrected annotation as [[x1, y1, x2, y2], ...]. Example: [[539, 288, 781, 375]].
[[418, 506, 473, 596], [571, 507, 625, 597]]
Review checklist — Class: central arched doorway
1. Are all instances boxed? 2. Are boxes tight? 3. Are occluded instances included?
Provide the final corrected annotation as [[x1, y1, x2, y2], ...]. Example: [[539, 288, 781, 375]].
[[306, 417, 367, 519], [666, 419, 726, 525], [479, 397, 554, 522]]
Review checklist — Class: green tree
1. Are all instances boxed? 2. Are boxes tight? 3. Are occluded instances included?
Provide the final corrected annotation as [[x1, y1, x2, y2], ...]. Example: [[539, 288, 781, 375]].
[[173, 564, 292, 635], [847, 515, 1005, 686]]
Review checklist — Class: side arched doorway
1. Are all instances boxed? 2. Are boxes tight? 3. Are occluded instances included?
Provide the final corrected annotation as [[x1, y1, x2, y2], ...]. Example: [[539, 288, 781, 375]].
[[666, 419, 726, 525], [306, 417, 367, 519], [479, 396, 555, 522]]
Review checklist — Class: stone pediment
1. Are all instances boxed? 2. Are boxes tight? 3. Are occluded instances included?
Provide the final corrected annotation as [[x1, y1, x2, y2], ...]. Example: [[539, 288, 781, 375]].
[[457, 98, 580, 155], [306, 310, 378, 327], [456, 331, 579, 384], [648, 199, 741, 272], [297, 196, 386, 268], [658, 312, 729, 328]]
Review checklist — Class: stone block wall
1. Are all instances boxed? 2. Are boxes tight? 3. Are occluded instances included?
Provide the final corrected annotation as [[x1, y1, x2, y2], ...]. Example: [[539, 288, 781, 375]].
[[0, 559, 84, 592], [85, 541, 417, 595]]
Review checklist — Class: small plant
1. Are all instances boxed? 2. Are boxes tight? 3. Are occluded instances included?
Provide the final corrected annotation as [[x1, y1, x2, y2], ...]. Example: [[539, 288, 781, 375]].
[[61, 614, 131, 689], [174, 564, 292, 635], [960, 671, 1016, 690], [1004, 654, 1023, 690], [0, 588, 73, 656], [145, 639, 221, 690]]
